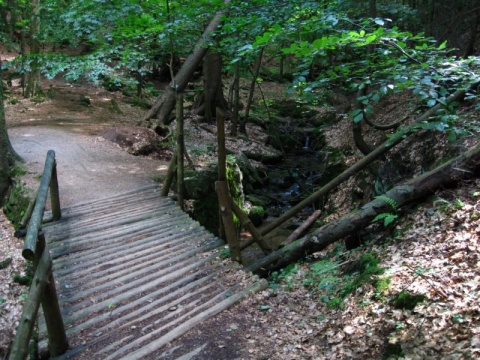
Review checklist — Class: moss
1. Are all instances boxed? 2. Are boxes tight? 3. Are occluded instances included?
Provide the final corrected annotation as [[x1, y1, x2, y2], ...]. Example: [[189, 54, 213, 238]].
[[0, 258, 12, 270], [383, 341, 403, 359], [246, 195, 265, 207], [13, 261, 34, 287], [319, 147, 346, 185], [191, 159, 245, 237], [272, 100, 317, 119], [153, 174, 166, 183], [3, 181, 31, 230], [391, 291, 426, 310], [248, 206, 265, 226], [375, 276, 391, 294]]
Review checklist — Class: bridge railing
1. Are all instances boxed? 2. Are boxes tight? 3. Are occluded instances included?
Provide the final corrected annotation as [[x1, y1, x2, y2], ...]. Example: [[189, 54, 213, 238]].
[[9, 150, 68, 360]]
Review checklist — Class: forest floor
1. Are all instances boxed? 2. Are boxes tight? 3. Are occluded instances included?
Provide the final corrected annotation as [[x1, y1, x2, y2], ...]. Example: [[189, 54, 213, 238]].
[[1, 76, 480, 359]]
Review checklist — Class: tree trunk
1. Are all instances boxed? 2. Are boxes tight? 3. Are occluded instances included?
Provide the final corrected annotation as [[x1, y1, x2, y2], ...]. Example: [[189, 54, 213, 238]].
[[240, 48, 264, 134], [176, 93, 184, 209], [230, 61, 240, 136], [0, 54, 21, 205], [194, 51, 228, 122], [25, 0, 42, 98], [247, 140, 480, 275], [141, 2, 230, 132], [0, 60, 12, 204]]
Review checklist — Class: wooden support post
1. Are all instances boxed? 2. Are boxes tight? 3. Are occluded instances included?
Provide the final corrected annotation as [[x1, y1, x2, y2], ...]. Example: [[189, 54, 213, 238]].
[[161, 152, 178, 197], [176, 92, 185, 210], [216, 107, 241, 262], [229, 200, 270, 254], [216, 181, 241, 263], [37, 234, 68, 357], [49, 157, 61, 221], [9, 233, 67, 359], [9, 246, 50, 360]]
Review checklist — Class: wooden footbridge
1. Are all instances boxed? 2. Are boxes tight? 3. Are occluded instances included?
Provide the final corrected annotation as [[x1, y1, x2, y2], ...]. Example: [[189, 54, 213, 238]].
[[9, 151, 267, 359]]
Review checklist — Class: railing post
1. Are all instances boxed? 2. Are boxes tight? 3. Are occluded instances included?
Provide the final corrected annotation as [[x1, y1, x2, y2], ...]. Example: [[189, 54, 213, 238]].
[[49, 151, 61, 221], [37, 233, 68, 357]]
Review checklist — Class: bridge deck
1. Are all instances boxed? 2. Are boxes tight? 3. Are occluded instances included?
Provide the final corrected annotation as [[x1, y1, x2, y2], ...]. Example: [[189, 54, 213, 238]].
[[38, 185, 266, 359]]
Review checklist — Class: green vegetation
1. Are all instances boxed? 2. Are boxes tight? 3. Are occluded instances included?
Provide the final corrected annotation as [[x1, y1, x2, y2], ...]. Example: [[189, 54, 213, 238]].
[[270, 251, 387, 310], [373, 195, 399, 227], [391, 291, 426, 310], [0, 257, 12, 270], [248, 206, 265, 227], [3, 181, 31, 230], [13, 261, 34, 287]]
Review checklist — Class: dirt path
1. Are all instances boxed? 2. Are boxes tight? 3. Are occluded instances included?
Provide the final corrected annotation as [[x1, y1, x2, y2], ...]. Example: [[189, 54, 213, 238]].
[[5, 80, 167, 206], [9, 126, 165, 206]]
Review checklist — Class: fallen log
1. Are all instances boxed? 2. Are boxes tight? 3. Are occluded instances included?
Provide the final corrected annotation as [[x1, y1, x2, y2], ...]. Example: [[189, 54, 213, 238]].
[[281, 209, 322, 246], [247, 140, 480, 275]]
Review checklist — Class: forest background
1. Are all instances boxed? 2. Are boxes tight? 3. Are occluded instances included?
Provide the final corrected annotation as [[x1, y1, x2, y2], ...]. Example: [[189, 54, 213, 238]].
[[1, 0, 480, 359]]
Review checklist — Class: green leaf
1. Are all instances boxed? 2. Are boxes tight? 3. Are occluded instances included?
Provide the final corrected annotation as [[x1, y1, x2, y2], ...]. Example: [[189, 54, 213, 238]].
[[427, 99, 436, 107], [365, 35, 376, 44]]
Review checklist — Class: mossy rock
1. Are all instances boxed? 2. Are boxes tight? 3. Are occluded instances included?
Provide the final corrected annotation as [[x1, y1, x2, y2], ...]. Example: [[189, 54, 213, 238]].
[[248, 206, 265, 227], [246, 195, 265, 207], [185, 159, 245, 237]]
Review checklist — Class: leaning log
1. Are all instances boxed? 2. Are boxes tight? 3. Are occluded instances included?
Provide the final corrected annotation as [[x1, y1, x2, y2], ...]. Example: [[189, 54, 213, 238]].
[[247, 140, 480, 275], [141, 1, 230, 129]]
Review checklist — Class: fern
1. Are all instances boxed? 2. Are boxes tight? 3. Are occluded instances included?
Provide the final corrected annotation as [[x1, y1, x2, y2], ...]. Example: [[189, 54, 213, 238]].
[[375, 195, 398, 210], [373, 213, 398, 227]]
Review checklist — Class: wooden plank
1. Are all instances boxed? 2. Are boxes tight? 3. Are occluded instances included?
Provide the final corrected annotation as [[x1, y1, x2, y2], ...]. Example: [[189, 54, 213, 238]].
[[55, 230, 215, 290], [51, 222, 205, 275], [107, 279, 268, 360], [58, 248, 222, 316], [44, 263, 233, 337]]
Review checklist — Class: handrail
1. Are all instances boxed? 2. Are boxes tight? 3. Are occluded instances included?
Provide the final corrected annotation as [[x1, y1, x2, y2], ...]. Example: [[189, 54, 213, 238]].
[[22, 150, 61, 260], [9, 150, 68, 360]]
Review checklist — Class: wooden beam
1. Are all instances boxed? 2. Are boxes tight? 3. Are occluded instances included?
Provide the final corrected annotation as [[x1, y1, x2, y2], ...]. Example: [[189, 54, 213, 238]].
[[23, 150, 57, 260], [216, 181, 241, 262]]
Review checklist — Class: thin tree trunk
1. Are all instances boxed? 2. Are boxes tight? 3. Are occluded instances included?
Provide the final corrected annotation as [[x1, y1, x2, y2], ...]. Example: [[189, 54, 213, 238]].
[[141, 1, 230, 130], [247, 140, 480, 275], [176, 93, 184, 209], [230, 61, 240, 136], [240, 48, 264, 134], [0, 59, 12, 204], [25, 0, 41, 98]]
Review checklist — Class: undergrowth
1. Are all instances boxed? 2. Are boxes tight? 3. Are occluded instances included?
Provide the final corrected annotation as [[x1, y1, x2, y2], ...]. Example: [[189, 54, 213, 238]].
[[270, 245, 389, 309], [3, 174, 31, 230]]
